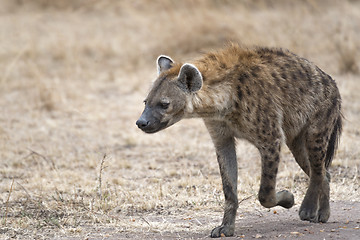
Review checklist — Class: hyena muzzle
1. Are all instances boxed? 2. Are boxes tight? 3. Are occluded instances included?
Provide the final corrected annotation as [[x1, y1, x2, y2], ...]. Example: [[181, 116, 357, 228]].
[[136, 44, 342, 238]]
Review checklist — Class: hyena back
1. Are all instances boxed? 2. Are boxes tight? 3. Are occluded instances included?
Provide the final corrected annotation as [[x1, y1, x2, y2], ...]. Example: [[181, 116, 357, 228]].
[[136, 44, 342, 238]]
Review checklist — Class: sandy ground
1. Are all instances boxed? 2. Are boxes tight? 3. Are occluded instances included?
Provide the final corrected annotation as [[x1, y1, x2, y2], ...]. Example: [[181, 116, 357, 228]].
[[0, 1, 359, 239], [48, 201, 360, 239]]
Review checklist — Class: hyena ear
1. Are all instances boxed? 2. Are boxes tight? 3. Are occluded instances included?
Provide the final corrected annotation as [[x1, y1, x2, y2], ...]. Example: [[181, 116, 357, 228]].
[[157, 55, 174, 75], [177, 63, 203, 93]]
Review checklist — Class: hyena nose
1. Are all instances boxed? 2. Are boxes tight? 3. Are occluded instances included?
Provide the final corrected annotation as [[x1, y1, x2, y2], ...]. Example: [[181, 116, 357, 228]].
[[136, 119, 149, 129]]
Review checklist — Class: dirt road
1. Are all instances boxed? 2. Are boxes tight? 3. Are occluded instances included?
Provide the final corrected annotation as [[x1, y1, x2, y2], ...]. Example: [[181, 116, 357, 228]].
[[53, 201, 359, 240]]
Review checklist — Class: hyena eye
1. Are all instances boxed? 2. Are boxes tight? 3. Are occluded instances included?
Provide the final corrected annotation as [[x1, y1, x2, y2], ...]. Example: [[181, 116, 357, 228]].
[[159, 101, 170, 109]]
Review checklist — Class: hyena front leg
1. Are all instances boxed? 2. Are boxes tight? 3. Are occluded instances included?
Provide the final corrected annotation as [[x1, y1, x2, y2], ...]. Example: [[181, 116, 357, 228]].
[[205, 120, 238, 238], [258, 140, 295, 209]]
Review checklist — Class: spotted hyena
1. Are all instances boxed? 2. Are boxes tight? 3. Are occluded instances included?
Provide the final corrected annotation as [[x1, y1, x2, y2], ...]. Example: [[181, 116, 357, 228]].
[[136, 44, 342, 238]]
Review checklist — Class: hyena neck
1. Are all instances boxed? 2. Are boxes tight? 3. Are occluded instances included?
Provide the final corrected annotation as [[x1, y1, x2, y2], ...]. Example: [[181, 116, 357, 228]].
[[185, 82, 234, 119]]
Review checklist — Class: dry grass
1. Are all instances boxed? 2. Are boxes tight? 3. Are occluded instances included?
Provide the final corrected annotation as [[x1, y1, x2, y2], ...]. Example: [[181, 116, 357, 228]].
[[0, 0, 359, 239]]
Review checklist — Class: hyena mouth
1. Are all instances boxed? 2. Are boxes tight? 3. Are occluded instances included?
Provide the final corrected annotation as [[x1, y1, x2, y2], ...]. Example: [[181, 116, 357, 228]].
[[138, 120, 169, 134]]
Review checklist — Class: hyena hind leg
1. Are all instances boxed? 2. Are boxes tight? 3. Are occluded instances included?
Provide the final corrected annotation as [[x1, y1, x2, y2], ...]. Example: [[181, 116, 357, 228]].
[[288, 127, 331, 182], [288, 129, 311, 177], [299, 118, 340, 223]]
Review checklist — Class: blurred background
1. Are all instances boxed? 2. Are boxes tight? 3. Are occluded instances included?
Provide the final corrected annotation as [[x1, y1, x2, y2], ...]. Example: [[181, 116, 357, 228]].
[[0, 0, 359, 239]]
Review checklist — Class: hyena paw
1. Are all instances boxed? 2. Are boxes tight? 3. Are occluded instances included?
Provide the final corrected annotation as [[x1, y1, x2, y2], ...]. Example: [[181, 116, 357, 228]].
[[300, 206, 330, 223], [316, 209, 330, 223], [316, 204, 330, 223], [210, 225, 234, 238], [276, 190, 294, 209], [299, 203, 318, 222]]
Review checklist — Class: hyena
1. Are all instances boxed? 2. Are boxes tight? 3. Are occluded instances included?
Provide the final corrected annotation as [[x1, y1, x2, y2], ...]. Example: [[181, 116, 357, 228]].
[[136, 44, 342, 238]]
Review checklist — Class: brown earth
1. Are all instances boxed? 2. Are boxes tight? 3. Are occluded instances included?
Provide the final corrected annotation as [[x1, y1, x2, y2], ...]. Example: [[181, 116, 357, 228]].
[[53, 201, 360, 239], [0, 1, 359, 240]]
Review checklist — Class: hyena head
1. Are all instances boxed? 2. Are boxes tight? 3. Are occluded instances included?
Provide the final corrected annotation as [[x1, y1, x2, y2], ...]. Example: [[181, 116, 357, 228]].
[[136, 55, 203, 134]]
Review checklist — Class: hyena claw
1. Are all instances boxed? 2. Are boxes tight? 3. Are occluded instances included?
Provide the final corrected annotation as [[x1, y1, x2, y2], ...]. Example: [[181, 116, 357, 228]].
[[211, 225, 234, 238]]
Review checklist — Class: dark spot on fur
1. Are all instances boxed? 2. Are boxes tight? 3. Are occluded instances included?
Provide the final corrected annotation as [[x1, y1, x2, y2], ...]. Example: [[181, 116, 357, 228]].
[[247, 106, 251, 113], [208, 53, 217, 60], [291, 72, 298, 81], [297, 69, 305, 79], [251, 65, 261, 73], [299, 87, 304, 94], [256, 115, 261, 123], [246, 86, 251, 96], [312, 146, 322, 152], [300, 63, 310, 78], [237, 86, 243, 101], [307, 79, 313, 87], [274, 76, 281, 86], [321, 76, 329, 87], [235, 101, 239, 109], [281, 72, 287, 80], [264, 55, 274, 63], [263, 119, 269, 126], [220, 62, 226, 69], [315, 111, 322, 118], [284, 63, 291, 68], [314, 99, 320, 106], [238, 72, 249, 83], [315, 132, 324, 139], [319, 151, 326, 160], [332, 96, 338, 107], [275, 49, 286, 57], [251, 67, 260, 78], [312, 162, 322, 169], [268, 161, 274, 169], [269, 147, 275, 154]]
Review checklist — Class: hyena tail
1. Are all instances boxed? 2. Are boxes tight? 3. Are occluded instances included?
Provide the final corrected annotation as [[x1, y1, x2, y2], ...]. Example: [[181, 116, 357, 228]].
[[325, 114, 343, 169]]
